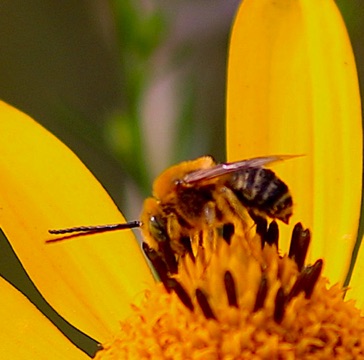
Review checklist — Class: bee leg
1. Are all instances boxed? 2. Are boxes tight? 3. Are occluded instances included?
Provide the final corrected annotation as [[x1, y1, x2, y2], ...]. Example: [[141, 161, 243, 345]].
[[217, 186, 252, 227], [201, 202, 220, 251], [166, 213, 191, 257], [202, 201, 217, 226]]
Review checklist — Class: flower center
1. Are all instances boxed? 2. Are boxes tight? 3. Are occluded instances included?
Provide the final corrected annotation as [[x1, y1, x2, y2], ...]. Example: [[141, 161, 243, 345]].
[[95, 217, 364, 359]]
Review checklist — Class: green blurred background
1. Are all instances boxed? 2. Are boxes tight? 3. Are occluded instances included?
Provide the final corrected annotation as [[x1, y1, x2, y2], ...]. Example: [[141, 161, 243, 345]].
[[0, 0, 362, 356]]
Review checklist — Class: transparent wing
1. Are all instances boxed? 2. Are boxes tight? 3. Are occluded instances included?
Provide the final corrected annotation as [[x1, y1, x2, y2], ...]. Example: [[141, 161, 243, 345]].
[[184, 155, 300, 183]]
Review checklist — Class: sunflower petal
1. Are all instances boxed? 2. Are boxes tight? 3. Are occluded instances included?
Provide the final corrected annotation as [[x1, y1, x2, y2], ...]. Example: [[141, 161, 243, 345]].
[[0, 276, 89, 359], [0, 101, 154, 341], [226, 0, 362, 284]]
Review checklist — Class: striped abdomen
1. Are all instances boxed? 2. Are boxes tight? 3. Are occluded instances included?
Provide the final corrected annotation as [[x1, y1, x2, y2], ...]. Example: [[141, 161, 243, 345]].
[[226, 167, 293, 224]]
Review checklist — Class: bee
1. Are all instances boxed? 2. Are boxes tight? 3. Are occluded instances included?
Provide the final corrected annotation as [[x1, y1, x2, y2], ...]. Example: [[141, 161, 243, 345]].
[[49, 155, 294, 274]]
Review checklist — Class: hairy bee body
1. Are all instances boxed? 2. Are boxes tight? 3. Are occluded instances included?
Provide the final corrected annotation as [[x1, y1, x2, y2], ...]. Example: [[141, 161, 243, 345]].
[[140, 156, 293, 272], [49, 155, 294, 275]]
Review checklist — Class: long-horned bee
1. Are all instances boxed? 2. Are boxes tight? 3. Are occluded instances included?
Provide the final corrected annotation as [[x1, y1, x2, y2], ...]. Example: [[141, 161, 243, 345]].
[[49, 155, 294, 274]]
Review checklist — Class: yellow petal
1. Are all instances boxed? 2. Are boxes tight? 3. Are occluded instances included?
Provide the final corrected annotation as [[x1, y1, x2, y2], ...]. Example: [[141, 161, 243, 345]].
[[346, 235, 364, 306], [0, 101, 154, 341], [226, 0, 362, 285], [0, 276, 88, 359]]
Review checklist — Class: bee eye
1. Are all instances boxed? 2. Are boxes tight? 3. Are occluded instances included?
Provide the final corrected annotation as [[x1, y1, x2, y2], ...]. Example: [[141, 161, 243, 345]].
[[149, 215, 168, 242]]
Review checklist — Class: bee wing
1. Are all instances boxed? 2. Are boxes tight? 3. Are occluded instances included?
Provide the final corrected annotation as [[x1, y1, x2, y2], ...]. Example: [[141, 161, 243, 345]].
[[184, 155, 300, 183]]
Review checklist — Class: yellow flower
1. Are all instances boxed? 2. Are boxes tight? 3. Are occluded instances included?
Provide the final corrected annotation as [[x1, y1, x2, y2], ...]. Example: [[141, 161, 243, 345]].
[[0, 0, 363, 359]]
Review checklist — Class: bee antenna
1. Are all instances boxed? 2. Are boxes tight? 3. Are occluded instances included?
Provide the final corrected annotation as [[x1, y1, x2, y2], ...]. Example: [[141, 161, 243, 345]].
[[48, 220, 142, 235]]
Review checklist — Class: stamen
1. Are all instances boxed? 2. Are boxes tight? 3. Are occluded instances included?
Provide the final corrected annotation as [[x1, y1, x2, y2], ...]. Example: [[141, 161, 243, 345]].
[[302, 259, 323, 299], [224, 271, 238, 307], [287, 259, 323, 302], [274, 287, 286, 323], [165, 278, 194, 311], [158, 239, 178, 274], [180, 236, 195, 261], [196, 288, 216, 320], [222, 223, 235, 245], [249, 211, 267, 242], [253, 276, 268, 312], [287, 273, 304, 302], [264, 221, 279, 247], [289, 223, 311, 271], [198, 231, 204, 247], [142, 242, 169, 287]]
